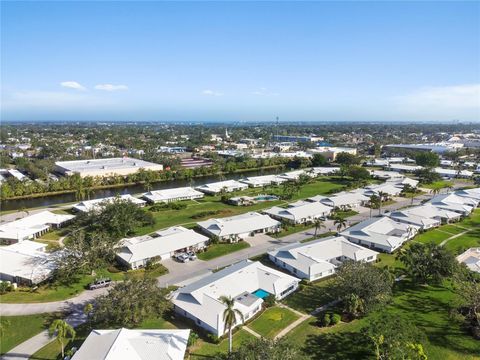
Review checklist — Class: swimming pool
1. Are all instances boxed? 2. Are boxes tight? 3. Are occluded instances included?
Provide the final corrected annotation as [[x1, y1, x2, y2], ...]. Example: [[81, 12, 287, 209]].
[[252, 289, 270, 299], [254, 195, 279, 201]]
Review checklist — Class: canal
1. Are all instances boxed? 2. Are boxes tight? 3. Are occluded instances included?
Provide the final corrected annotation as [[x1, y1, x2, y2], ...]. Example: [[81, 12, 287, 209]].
[[0, 167, 283, 211]]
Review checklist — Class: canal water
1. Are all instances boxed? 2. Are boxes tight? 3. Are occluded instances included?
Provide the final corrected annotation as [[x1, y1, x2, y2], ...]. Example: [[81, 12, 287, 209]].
[[1, 167, 283, 211]]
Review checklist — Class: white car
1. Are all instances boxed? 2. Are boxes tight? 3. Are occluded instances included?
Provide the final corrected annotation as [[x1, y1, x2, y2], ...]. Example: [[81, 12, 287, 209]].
[[187, 251, 197, 261], [176, 253, 190, 263]]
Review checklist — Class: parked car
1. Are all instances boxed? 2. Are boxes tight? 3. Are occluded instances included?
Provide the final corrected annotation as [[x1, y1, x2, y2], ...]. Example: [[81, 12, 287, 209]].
[[176, 253, 190, 263], [88, 278, 112, 290], [187, 251, 197, 261]]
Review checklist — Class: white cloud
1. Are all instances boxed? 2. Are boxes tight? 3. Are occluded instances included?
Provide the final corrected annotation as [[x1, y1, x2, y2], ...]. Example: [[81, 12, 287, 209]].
[[60, 81, 86, 91], [202, 89, 223, 96], [252, 87, 279, 96], [396, 84, 480, 108], [94, 84, 128, 91]]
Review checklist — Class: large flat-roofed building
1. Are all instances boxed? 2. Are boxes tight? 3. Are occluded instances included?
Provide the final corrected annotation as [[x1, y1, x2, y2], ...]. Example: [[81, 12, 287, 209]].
[[171, 260, 299, 336], [268, 236, 378, 281], [272, 135, 323, 143], [308, 147, 357, 161], [0, 240, 56, 285], [55, 157, 163, 178]]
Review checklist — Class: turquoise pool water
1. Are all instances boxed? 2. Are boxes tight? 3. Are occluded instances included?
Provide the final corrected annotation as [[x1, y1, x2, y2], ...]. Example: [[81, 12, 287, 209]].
[[254, 195, 279, 201], [252, 289, 270, 299]]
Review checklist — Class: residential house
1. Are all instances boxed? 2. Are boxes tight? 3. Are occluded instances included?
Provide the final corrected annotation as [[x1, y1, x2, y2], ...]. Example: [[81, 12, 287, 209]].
[[196, 180, 248, 195], [456, 248, 480, 274], [171, 260, 300, 336], [268, 236, 378, 281], [428, 193, 476, 215], [197, 212, 281, 242], [116, 226, 209, 269], [0, 211, 75, 244], [72, 194, 146, 213], [263, 201, 332, 225], [71, 328, 190, 360], [341, 216, 418, 253], [142, 187, 204, 203]]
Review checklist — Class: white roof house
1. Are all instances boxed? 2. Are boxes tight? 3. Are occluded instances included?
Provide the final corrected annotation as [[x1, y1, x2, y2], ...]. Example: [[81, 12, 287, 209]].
[[196, 180, 248, 195], [341, 216, 418, 253], [363, 183, 403, 197], [398, 204, 462, 223], [455, 187, 480, 202], [387, 164, 422, 173], [73, 195, 146, 213], [317, 191, 369, 208], [434, 167, 473, 178], [55, 157, 163, 178], [277, 170, 309, 181], [268, 236, 378, 281], [386, 177, 419, 188], [263, 201, 332, 224], [428, 193, 477, 215], [116, 226, 209, 269], [71, 328, 190, 360], [0, 211, 75, 244], [388, 208, 442, 230], [240, 175, 287, 187], [369, 170, 405, 181], [0, 240, 56, 285], [171, 260, 300, 336], [197, 212, 281, 241], [456, 248, 480, 274], [309, 167, 340, 176], [142, 187, 204, 203]]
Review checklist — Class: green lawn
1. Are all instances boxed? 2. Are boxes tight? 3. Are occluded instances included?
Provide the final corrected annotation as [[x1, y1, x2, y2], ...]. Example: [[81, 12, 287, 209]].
[[444, 229, 480, 255], [284, 280, 480, 360], [414, 229, 453, 245], [189, 329, 256, 358], [1, 314, 50, 355], [0, 268, 124, 303], [282, 278, 336, 314], [422, 180, 455, 191], [249, 306, 300, 339], [197, 242, 250, 261], [38, 229, 64, 241], [134, 178, 348, 235]]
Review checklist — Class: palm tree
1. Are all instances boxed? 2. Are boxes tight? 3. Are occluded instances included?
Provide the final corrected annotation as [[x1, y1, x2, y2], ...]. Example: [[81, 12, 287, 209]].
[[334, 217, 347, 233], [313, 218, 325, 237], [220, 295, 244, 353], [49, 319, 76, 358], [377, 191, 388, 215], [368, 195, 380, 218]]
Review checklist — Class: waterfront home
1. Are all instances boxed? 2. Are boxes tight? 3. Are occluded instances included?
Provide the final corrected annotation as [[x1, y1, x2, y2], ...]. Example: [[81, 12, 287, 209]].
[[142, 187, 204, 203], [72, 194, 146, 212], [240, 174, 287, 187], [196, 180, 248, 195]]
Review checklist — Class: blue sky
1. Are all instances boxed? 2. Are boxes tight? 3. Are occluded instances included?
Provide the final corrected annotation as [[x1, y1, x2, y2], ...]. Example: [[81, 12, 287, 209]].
[[1, 1, 479, 122]]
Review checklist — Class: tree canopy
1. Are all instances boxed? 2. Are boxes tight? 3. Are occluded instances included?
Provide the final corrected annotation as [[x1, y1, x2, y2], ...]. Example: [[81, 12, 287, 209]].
[[90, 277, 171, 328], [332, 261, 393, 315], [415, 152, 440, 168], [214, 338, 303, 360], [398, 242, 457, 284]]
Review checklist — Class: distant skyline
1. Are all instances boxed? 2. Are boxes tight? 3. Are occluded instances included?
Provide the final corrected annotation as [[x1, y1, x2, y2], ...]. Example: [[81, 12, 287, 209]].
[[1, 1, 479, 123]]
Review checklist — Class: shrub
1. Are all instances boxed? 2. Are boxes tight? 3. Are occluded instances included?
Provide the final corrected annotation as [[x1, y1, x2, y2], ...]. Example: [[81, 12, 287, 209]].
[[0, 281, 11, 294], [207, 333, 220, 344], [322, 313, 331, 327], [264, 294, 276, 308], [331, 313, 341, 325], [188, 331, 199, 347]]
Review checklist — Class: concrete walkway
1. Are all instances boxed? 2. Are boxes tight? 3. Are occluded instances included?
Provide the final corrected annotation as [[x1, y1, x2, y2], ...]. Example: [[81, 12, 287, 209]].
[[242, 326, 261, 339]]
